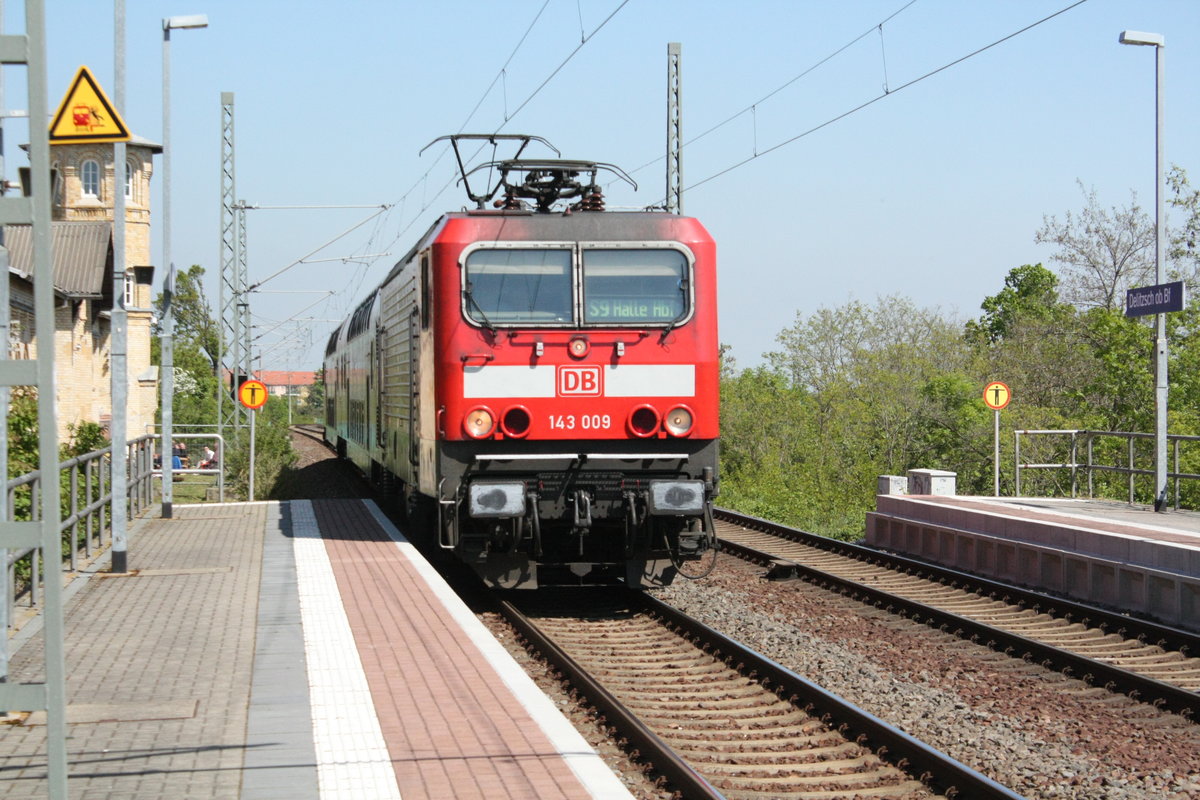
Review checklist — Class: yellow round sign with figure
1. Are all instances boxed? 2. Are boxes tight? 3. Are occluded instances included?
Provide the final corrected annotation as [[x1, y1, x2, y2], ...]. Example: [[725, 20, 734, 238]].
[[238, 379, 268, 410], [983, 381, 1011, 410]]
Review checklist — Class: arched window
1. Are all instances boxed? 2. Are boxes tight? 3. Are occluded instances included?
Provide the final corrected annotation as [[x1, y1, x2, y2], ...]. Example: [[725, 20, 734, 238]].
[[124, 159, 137, 202], [81, 158, 101, 198], [52, 162, 63, 206]]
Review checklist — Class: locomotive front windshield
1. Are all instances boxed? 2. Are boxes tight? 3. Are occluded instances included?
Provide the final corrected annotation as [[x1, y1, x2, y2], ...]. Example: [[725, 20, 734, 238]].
[[582, 249, 687, 324], [464, 249, 573, 323], [463, 246, 690, 328]]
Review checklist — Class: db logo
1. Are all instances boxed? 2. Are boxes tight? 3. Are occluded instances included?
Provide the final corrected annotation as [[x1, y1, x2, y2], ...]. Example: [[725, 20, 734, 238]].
[[558, 365, 602, 396]]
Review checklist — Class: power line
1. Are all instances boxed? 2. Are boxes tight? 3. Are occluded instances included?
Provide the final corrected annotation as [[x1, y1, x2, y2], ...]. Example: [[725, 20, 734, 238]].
[[678, 0, 1092, 199], [627, 0, 919, 179]]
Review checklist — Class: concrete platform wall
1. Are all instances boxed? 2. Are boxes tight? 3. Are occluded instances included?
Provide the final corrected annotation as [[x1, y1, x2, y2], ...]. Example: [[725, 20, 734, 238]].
[[866, 497, 1200, 633]]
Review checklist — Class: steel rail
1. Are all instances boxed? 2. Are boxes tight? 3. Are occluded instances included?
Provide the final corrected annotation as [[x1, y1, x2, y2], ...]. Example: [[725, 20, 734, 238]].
[[496, 597, 725, 800], [716, 509, 1200, 720], [716, 507, 1200, 656], [637, 592, 1026, 800], [499, 591, 1025, 800]]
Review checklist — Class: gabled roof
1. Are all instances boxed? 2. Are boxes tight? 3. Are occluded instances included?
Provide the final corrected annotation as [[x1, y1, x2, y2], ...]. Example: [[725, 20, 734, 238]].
[[3, 221, 112, 298], [255, 370, 317, 387]]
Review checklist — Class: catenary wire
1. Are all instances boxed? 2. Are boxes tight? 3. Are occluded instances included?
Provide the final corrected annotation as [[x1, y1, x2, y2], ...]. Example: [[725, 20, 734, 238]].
[[674, 0, 1091, 201], [626, 0, 919, 179]]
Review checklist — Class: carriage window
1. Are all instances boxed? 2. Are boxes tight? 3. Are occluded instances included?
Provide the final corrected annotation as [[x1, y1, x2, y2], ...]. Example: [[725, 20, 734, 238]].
[[464, 249, 572, 325], [582, 249, 688, 324]]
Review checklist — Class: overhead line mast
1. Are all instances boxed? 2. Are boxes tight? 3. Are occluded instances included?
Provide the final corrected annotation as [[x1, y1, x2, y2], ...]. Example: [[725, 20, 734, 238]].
[[219, 92, 246, 437], [666, 42, 682, 214]]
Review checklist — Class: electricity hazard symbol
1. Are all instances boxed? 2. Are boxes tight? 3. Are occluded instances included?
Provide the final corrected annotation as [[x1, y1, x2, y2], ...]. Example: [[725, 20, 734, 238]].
[[983, 381, 1011, 411], [49, 66, 131, 144], [238, 379, 269, 410]]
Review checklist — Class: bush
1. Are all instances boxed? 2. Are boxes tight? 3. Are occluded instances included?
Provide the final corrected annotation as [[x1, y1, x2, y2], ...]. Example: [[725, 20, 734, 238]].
[[222, 397, 297, 500]]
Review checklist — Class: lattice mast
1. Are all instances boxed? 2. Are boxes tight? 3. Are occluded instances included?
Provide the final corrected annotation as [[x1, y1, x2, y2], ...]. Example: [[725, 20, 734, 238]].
[[218, 92, 245, 436]]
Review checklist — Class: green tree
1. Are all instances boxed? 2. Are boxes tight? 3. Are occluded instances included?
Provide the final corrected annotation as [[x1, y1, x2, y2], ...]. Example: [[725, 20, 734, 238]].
[[965, 263, 1064, 344], [1168, 165, 1199, 285], [303, 366, 326, 419], [1036, 181, 1155, 311], [749, 296, 971, 536], [153, 265, 220, 428]]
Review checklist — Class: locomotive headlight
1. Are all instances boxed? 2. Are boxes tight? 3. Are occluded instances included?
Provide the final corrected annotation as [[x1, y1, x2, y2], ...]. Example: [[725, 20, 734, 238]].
[[568, 336, 590, 358], [663, 405, 694, 437], [463, 406, 496, 438], [648, 480, 704, 515]]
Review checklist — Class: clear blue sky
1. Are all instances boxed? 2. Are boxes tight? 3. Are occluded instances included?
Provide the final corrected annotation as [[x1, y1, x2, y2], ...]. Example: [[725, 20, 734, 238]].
[[15, 0, 1200, 372]]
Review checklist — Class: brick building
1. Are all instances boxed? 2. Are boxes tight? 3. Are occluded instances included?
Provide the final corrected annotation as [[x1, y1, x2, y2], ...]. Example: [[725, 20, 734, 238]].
[[5, 132, 161, 440]]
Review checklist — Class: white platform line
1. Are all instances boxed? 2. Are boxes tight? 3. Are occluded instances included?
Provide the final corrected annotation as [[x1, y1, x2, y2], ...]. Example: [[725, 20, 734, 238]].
[[361, 500, 634, 800], [292, 500, 403, 800]]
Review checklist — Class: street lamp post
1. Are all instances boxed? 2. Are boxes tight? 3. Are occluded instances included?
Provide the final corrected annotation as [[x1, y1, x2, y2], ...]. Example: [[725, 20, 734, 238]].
[[161, 13, 208, 519], [1119, 30, 1167, 511]]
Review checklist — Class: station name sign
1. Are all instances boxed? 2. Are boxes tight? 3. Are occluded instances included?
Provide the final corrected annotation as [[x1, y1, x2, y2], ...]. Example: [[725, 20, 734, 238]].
[[1125, 280, 1185, 317]]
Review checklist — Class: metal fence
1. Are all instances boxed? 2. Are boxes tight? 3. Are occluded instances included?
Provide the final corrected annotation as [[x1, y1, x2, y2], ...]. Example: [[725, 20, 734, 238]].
[[1014, 429, 1200, 509], [2, 432, 225, 632]]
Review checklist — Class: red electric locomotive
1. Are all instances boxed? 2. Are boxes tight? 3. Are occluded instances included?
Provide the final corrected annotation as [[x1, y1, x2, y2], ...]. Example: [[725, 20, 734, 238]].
[[324, 135, 718, 588]]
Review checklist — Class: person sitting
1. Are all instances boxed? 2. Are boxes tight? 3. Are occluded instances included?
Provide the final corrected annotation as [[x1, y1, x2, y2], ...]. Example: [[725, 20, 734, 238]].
[[199, 445, 217, 469], [172, 441, 188, 470]]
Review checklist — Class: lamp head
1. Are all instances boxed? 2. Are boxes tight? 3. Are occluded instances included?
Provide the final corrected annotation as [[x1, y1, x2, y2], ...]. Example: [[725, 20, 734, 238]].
[[1119, 30, 1164, 47], [164, 14, 209, 31]]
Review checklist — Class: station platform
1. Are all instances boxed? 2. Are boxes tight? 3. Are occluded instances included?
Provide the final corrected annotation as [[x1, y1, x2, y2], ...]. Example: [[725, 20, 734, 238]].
[[1, 499, 632, 799], [866, 494, 1200, 632]]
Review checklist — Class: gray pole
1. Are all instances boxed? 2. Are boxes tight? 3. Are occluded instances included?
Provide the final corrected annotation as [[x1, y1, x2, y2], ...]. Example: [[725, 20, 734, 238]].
[[1152, 41, 1167, 512], [111, 0, 130, 568], [0, 0, 9, 694], [993, 409, 1000, 496], [666, 42, 682, 214], [161, 266, 175, 517], [248, 407, 255, 502], [160, 20, 174, 516], [158, 14, 207, 518]]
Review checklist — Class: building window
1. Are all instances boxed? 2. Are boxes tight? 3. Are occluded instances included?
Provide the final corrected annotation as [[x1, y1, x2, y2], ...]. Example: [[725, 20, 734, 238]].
[[81, 159, 101, 199], [125, 160, 136, 202], [124, 272, 135, 308]]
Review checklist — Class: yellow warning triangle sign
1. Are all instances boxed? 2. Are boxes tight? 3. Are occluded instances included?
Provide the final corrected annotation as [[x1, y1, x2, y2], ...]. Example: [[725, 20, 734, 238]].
[[49, 66, 130, 144]]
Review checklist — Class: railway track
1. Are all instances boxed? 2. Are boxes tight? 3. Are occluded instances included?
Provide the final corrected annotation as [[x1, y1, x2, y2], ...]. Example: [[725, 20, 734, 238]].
[[714, 507, 1200, 720], [499, 590, 1022, 800]]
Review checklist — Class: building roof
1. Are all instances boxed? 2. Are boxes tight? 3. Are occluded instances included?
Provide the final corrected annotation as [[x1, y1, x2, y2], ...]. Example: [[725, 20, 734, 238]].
[[25, 133, 163, 154], [256, 370, 317, 387], [4, 221, 112, 298]]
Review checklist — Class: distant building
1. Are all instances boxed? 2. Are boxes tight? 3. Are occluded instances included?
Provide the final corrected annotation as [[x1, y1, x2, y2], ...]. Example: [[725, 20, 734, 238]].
[[255, 370, 317, 401], [6, 130, 161, 440]]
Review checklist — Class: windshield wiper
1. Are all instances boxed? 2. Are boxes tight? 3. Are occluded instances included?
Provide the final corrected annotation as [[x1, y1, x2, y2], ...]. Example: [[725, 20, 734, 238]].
[[659, 278, 688, 341], [464, 284, 497, 335]]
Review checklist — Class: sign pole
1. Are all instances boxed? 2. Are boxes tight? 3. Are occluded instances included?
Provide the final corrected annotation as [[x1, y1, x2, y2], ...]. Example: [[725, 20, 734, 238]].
[[236, 378, 267, 502], [1125, 280, 1185, 511], [983, 382, 1012, 496], [994, 409, 1001, 496], [248, 408, 255, 503]]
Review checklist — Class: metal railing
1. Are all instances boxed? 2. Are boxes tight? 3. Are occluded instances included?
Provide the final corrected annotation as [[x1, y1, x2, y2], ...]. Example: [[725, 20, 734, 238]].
[[1014, 429, 1200, 509], [4, 435, 152, 630], [3, 432, 224, 631], [148, 432, 226, 502]]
